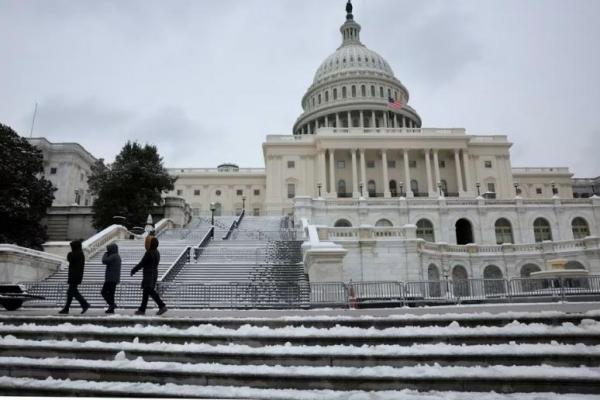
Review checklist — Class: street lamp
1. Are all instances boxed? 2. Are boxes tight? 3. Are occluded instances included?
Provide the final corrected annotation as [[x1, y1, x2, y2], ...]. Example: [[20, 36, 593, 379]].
[[513, 182, 521, 196], [551, 182, 558, 196], [210, 202, 216, 239], [317, 183, 322, 197], [399, 181, 404, 197], [437, 181, 443, 197], [359, 182, 364, 197], [242, 195, 246, 210], [476, 182, 481, 196]]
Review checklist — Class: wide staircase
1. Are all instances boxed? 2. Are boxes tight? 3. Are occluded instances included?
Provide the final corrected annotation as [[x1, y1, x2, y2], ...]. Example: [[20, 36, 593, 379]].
[[162, 216, 308, 308], [0, 309, 599, 398], [23, 215, 307, 309]]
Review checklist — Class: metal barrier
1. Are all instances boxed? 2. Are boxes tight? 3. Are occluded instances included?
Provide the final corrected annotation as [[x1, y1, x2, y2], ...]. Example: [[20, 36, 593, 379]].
[[309, 282, 348, 307]]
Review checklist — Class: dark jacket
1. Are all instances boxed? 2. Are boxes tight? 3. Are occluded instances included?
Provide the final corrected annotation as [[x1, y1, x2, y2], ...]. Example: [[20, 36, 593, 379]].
[[102, 243, 121, 283], [132, 238, 160, 289], [67, 240, 85, 285]]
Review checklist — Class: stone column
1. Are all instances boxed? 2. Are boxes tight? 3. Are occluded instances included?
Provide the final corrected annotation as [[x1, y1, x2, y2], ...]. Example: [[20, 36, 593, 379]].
[[360, 149, 367, 197], [359, 111, 364, 128], [424, 149, 434, 196], [336, 113, 340, 128], [463, 150, 473, 196], [371, 111, 376, 128], [318, 150, 326, 195], [394, 113, 399, 128], [383, 112, 388, 128], [433, 149, 441, 192], [347, 111, 352, 128], [403, 149, 413, 197], [454, 149, 464, 195], [382, 150, 390, 198], [351, 149, 359, 198], [328, 149, 336, 197], [325, 115, 329, 128]]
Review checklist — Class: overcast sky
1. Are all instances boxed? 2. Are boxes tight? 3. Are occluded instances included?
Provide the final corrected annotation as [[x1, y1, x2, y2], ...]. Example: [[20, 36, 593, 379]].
[[1, 0, 599, 176]]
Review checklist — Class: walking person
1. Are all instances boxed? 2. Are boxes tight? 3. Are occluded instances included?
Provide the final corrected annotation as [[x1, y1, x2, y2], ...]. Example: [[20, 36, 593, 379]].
[[131, 237, 167, 315], [101, 243, 121, 313], [144, 229, 156, 251], [59, 240, 90, 314]]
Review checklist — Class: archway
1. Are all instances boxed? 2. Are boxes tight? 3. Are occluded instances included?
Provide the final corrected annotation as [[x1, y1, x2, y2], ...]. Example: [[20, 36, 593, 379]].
[[455, 218, 474, 245], [565, 261, 586, 270], [416, 219, 435, 242], [533, 217, 552, 242], [520, 263, 541, 278], [337, 180, 347, 197], [427, 264, 441, 297], [367, 180, 376, 197], [494, 218, 514, 244], [483, 265, 505, 295], [213, 202, 222, 217], [452, 265, 470, 297], [375, 219, 393, 227], [389, 180, 397, 197], [572, 217, 590, 239], [334, 219, 352, 227]]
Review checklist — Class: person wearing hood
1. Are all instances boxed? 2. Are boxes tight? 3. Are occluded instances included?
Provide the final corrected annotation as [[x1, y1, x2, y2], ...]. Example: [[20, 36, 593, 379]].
[[131, 237, 167, 315], [101, 243, 121, 313], [59, 240, 90, 314]]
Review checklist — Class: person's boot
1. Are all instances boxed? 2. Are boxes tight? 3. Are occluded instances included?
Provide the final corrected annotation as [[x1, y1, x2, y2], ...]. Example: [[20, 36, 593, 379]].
[[81, 303, 90, 314], [58, 308, 69, 315], [157, 306, 168, 316], [105, 306, 115, 314], [134, 309, 145, 315]]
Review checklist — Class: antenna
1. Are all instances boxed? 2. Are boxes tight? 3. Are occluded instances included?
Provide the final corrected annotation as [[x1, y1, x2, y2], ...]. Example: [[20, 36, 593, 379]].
[[29, 102, 38, 138]]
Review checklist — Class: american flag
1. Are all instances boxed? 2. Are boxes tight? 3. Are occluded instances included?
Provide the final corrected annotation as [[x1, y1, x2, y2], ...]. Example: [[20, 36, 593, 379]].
[[388, 97, 403, 109]]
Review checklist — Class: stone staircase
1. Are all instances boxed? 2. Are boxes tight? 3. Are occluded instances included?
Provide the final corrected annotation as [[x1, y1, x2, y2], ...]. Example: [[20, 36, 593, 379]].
[[0, 310, 599, 397]]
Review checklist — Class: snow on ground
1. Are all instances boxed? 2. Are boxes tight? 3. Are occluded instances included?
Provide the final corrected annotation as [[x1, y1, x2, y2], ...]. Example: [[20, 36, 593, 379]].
[[1, 355, 600, 380], [1, 376, 598, 400], [0, 376, 597, 400], [1, 335, 599, 357], [1, 319, 599, 338]]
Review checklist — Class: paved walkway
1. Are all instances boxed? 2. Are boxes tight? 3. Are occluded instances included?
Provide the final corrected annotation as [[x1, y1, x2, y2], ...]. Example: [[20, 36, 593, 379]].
[[6, 301, 600, 319]]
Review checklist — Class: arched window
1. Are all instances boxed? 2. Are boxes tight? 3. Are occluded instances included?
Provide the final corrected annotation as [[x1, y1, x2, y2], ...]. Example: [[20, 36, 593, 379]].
[[342, 87, 347, 98], [495, 218, 514, 244], [351, 85, 356, 97], [455, 218, 474, 245], [410, 179, 419, 195], [387, 88, 392, 98], [520, 263, 541, 278], [318, 94, 321, 104], [483, 265, 505, 295], [565, 261, 586, 270], [311, 97, 315, 107], [334, 219, 352, 227], [361, 85, 366, 97], [428, 264, 440, 281], [213, 202, 222, 217], [325, 91, 329, 102], [370, 85, 375, 96], [379, 86, 384, 97], [572, 217, 590, 239], [333, 88, 338, 100], [367, 180, 376, 197], [389, 180, 397, 197], [337, 180, 346, 196], [533, 218, 552, 242], [375, 219, 393, 227], [452, 265, 470, 297], [427, 264, 441, 297], [416, 219, 435, 242]]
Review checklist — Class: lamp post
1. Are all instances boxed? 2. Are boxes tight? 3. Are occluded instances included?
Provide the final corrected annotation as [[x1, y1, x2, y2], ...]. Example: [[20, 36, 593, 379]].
[[317, 183, 322, 198], [399, 182, 404, 197], [437, 181, 443, 197], [359, 182, 364, 198], [513, 182, 521, 196], [476, 182, 481, 196], [210, 202, 216, 239], [551, 182, 558, 196], [242, 195, 246, 210]]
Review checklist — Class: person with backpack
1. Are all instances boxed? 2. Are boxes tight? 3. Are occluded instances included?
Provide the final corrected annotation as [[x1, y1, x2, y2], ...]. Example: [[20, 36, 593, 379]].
[[101, 243, 121, 313], [59, 240, 90, 314]]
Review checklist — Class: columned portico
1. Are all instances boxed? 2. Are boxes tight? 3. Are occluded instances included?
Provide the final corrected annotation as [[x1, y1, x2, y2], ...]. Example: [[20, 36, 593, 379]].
[[381, 150, 390, 198]]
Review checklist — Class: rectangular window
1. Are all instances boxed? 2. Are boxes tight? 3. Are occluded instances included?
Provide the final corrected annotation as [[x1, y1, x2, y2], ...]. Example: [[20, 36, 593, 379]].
[[367, 161, 375, 168], [236, 189, 243, 196], [409, 160, 417, 168], [74, 191, 81, 205], [387, 160, 396, 168], [439, 160, 446, 168], [287, 184, 295, 199], [487, 183, 496, 193], [484, 160, 493, 168], [176, 189, 183, 196], [287, 161, 295, 169], [50, 167, 57, 174], [194, 189, 200, 196], [536, 188, 542, 194], [254, 189, 260, 196], [336, 160, 345, 169]]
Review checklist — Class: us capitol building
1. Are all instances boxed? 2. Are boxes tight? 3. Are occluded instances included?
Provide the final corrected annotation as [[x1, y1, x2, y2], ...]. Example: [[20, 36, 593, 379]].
[[32, 2, 600, 283]]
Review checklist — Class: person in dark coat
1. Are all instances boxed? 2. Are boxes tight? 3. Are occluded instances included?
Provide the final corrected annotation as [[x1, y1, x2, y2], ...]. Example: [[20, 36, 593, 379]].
[[59, 240, 90, 314], [101, 243, 121, 313], [131, 237, 167, 315]]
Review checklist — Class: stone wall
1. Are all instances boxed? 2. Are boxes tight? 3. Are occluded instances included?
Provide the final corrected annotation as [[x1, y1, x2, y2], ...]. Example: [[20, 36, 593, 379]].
[[0, 244, 63, 284]]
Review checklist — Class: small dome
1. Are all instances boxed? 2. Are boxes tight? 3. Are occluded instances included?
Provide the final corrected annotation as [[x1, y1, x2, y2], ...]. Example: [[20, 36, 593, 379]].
[[313, 44, 395, 84]]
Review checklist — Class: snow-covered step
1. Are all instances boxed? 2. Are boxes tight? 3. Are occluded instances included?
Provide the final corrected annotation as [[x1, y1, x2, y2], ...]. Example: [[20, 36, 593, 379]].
[[1, 338, 600, 368], [1, 355, 600, 393]]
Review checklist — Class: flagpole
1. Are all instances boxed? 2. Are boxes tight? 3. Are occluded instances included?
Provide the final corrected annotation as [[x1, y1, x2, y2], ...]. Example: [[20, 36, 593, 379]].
[[29, 102, 38, 138]]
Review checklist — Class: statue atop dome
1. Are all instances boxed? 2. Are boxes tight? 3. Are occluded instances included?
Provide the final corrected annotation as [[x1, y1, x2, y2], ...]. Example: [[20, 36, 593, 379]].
[[346, 0, 353, 20]]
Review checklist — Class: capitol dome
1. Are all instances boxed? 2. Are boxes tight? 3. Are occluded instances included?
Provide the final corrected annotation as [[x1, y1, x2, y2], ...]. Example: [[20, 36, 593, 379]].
[[293, 1, 421, 135]]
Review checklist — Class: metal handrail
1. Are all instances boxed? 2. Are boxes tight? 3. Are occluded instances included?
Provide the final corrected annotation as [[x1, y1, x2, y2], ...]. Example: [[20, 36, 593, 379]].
[[159, 246, 191, 282]]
